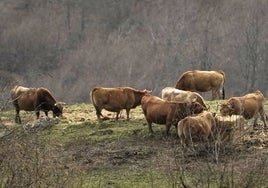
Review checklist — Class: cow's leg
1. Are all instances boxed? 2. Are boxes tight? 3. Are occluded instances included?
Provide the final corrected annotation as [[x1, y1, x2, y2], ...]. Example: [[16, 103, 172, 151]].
[[126, 109, 130, 121], [179, 132, 187, 148], [115, 111, 120, 121], [166, 122, 172, 135], [259, 107, 267, 127], [221, 87, 225, 99], [95, 108, 103, 122], [212, 89, 220, 100], [13, 101, 21, 123], [147, 122, 153, 134], [211, 90, 216, 100], [180, 136, 186, 148], [35, 111, 40, 119], [15, 109, 21, 124]]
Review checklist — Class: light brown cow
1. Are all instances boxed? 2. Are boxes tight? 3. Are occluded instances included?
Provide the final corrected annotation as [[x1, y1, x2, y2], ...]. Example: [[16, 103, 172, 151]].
[[177, 111, 216, 147], [213, 115, 245, 143], [161, 87, 207, 109], [10, 85, 64, 124], [141, 94, 206, 134], [220, 90, 267, 127], [175, 70, 225, 100], [90, 87, 150, 121]]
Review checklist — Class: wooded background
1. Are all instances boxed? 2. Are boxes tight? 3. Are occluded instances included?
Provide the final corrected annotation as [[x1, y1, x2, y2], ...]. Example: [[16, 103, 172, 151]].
[[1, 0, 268, 104]]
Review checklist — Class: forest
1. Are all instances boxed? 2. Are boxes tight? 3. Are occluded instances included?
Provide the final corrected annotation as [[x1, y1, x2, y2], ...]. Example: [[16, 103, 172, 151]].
[[1, 0, 268, 105]]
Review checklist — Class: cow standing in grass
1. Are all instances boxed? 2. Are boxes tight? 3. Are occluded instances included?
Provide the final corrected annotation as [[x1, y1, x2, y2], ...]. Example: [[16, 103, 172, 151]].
[[90, 87, 150, 121], [220, 90, 267, 128], [10, 85, 64, 124], [175, 70, 225, 100], [141, 94, 206, 135], [177, 111, 216, 147]]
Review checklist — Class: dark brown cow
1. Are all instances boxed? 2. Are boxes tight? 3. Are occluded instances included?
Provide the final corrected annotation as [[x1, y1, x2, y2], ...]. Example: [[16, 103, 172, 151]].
[[177, 111, 216, 147], [90, 87, 150, 121], [10, 85, 64, 124], [220, 90, 267, 127], [141, 94, 206, 134], [175, 70, 225, 100], [161, 87, 207, 109]]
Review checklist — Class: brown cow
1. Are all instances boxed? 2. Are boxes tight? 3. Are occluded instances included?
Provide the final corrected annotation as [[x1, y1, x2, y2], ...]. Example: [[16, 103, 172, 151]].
[[90, 87, 150, 121], [10, 85, 64, 124], [161, 87, 207, 109], [177, 111, 216, 147], [175, 70, 225, 100], [141, 94, 206, 134], [220, 90, 267, 128]]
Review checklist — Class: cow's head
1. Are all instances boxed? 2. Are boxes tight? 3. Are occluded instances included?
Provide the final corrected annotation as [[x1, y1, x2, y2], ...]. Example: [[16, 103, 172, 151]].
[[220, 103, 234, 116], [53, 102, 65, 117], [189, 101, 206, 114]]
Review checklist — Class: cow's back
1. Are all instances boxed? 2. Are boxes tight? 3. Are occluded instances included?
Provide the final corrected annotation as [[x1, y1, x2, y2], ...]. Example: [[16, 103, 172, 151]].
[[91, 87, 122, 110], [11, 86, 37, 111], [36, 87, 57, 105], [91, 87, 146, 112], [176, 70, 225, 92], [192, 71, 224, 92]]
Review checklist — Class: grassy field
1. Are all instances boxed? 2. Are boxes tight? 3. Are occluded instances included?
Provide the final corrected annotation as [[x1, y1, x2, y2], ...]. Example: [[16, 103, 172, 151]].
[[0, 100, 268, 187]]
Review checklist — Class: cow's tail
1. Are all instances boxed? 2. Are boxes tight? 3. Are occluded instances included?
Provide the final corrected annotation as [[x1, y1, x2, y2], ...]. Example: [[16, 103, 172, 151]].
[[90, 88, 97, 107], [222, 86, 225, 100], [90, 88, 103, 118], [217, 70, 225, 100]]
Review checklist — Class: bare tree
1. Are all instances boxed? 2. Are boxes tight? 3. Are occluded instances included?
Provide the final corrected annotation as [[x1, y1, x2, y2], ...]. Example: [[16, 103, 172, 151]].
[[238, 7, 266, 92]]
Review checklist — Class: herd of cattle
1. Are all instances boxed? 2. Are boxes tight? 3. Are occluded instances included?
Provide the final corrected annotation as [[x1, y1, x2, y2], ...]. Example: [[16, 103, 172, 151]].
[[9, 70, 267, 147]]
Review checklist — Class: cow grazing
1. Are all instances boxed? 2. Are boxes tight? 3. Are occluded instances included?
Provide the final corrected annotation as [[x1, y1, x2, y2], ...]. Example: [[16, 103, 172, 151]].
[[141, 94, 206, 135], [177, 111, 216, 147], [175, 70, 225, 100], [213, 115, 245, 143], [220, 90, 267, 128], [10, 85, 64, 124], [161, 87, 207, 109], [90, 87, 150, 121]]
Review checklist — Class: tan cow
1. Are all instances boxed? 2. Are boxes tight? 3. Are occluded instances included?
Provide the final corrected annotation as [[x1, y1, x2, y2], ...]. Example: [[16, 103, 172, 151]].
[[213, 115, 245, 143], [141, 94, 206, 134], [90, 87, 150, 121], [10, 85, 64, 124], [220, 90, 267, 127], [161, 87, 207, 109], [177, 111, 216, 147], [175, 70, 225, 100]]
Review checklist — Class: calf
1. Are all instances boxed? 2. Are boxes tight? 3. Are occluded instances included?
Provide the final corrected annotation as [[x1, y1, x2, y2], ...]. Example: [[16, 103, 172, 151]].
[[177, 111, 216, 147]]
